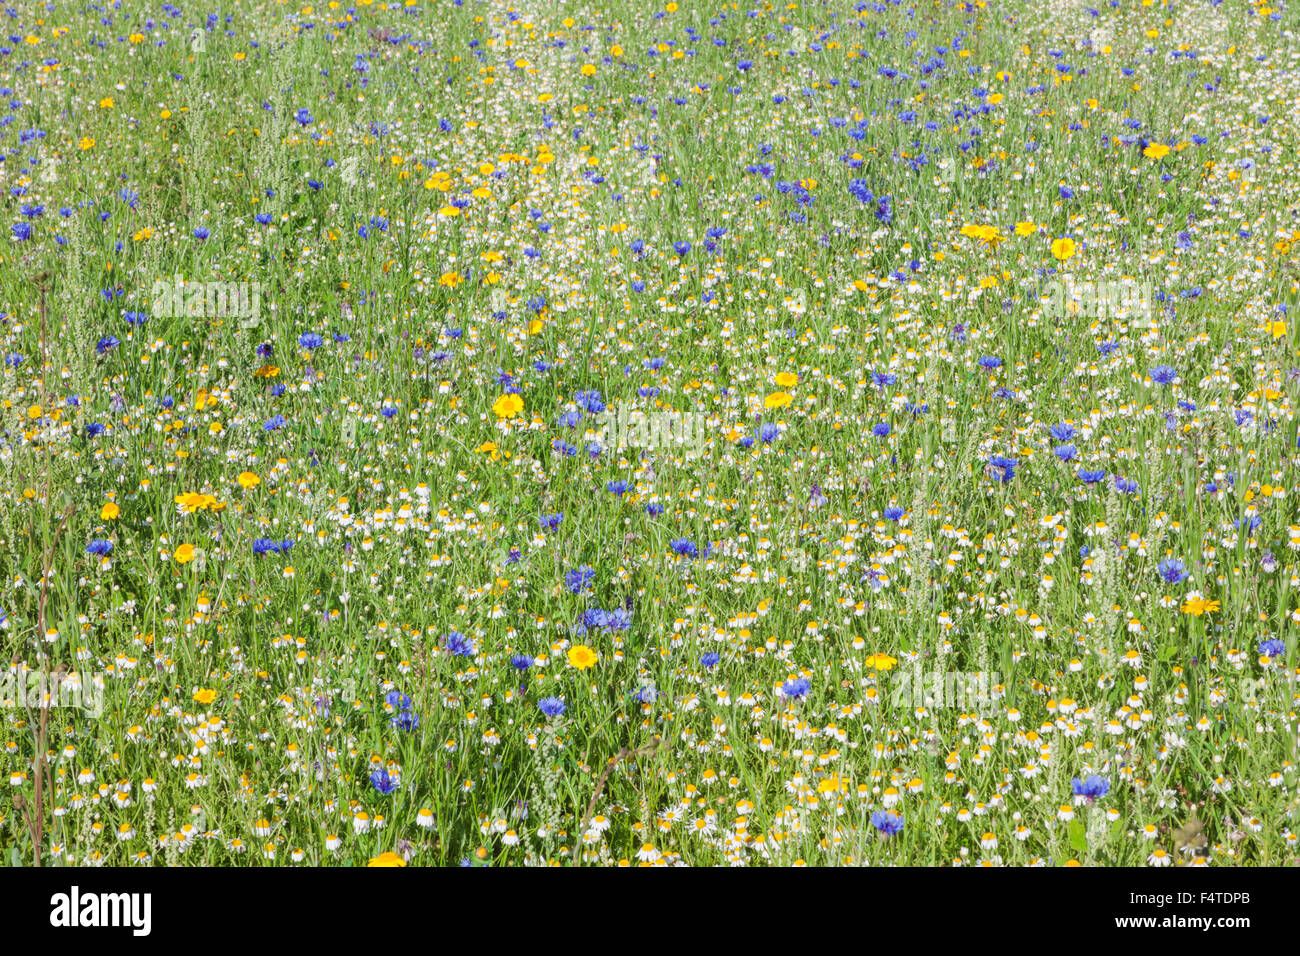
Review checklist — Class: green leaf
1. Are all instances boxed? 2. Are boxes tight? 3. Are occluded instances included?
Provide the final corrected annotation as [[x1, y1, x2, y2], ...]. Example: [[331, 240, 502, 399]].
[[1069, 819, 1088, 855]]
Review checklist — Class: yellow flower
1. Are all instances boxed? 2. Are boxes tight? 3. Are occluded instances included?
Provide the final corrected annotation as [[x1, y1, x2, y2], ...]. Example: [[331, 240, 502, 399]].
[[175, 492, 225, 513], [1268, 320, 1286, 340], [1014, 221, 1037, 236], [99, 97, 114, 109], [580, 63, 597, 76], [866, 653, 898, 671], [237, 472, 261, 489], [764, 391, 793, 410], [438, 271, 462, 287], [1051, 237, 1077, 261], [100, 502, 120, 520], [774, 372, 799, 388], [491, 394, 524, 419], [192, 688, 217, 705], [477, 441, 500, 460], [1143, 143, 1170, 160], [817, 775, 846, 794], [367, 851, 407, 867], [78, 136, 95, 150], [567, 645, 598, 670], [1180, 597, 1220, 617], [959, 223, 1006, 246], [174, 544, 196, 564]]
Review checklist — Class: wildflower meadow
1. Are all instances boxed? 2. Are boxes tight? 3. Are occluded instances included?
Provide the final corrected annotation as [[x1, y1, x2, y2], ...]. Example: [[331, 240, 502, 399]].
[[1, 0, 1298, 872]]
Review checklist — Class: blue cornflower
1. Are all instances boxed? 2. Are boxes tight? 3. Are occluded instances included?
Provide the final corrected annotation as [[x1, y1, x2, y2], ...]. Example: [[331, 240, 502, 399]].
[[565, 565, 596, 593], [700, 652, 721, 669], [759, 422, 781, 443], [96, 336, 120, 354], [1077, 468, 1106, 484], [540, 512, 564, 530], [607, 480, 630, 495], [511, 654, 533, 671], [872, 422, 891, 438], [870, 810, 904, 836], [1053, 444, 1078, 462], [192, 227, 210, 240], [390, 711, 419, 732], [1114, 476, 1140, 495], [1259, 639, 1285, 658], [575, 390, 606, 413], [299, 332, 324, 349], [987, 455, 1017, 482], [670, 538, 699, 558], [86, 539, 114, 556], [538, 696, 567, 717], [443, 631, 476, 657], [263, 415, 288, 431], [370, 769, 397, 794], [1071, 775, 1110, 801], [1149, 364, 1178, 385], [977, 355, 1002, 370], [884, 505, 905, 522], [1157, 557, 1189, 584], [1049, 422, 1076, 442], [780, 677, 812, 699]]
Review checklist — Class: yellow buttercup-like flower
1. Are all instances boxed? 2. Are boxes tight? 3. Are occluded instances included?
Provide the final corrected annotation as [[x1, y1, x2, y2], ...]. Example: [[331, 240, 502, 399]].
[[367, 851, 407, 867], [567, 645, 598, 670], [1051, 237, 1077, 261], [492, 394, 524, 419], [866, 653, 898, 671], [764, 391, 793, 410], [774, 372, 799, 388], [1181, 596, 1220, 617]]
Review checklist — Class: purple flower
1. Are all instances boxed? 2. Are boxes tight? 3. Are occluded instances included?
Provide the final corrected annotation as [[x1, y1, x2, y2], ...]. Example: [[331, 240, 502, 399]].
[[1157, 557, 1188, 584], [870, 810, 904, 836], [1071, 775, 1109, 801], [780, 677, 811, 699]]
